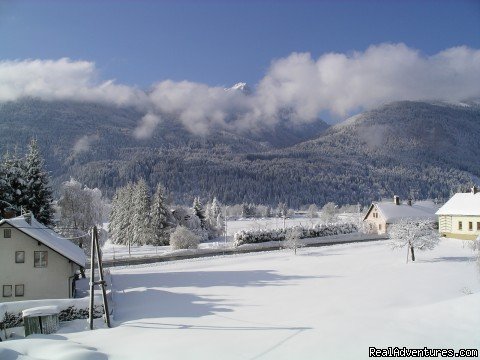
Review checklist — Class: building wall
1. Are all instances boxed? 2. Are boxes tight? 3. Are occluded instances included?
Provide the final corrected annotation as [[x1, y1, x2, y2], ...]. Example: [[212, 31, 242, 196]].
[[0, 224, 77, 302], [363, 205, 387, 234], [438, 215, 480, 240]]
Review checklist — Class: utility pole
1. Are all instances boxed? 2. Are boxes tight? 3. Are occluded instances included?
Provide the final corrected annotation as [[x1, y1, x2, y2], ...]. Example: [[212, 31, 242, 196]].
[[89, 226, 111, 330]]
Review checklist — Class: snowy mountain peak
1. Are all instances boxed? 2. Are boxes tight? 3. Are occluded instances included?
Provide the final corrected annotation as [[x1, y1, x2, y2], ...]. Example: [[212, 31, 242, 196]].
[[225, 82, 251, 95]]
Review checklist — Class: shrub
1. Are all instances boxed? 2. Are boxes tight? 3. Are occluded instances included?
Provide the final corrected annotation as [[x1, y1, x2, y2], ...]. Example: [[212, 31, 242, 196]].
[[233, 223, 357, 246], [170, 226, 200, 250]]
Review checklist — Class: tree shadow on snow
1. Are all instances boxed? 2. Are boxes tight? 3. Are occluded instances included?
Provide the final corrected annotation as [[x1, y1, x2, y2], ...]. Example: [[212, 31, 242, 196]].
[[113, 270, 332, 322], [114, 288, 233, 321], [419, 256, 476, 263], [116, 269, 326, 289]]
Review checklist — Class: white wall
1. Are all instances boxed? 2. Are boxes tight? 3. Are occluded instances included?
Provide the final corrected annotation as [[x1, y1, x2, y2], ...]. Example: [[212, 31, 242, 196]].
[[0, 224, 77, 302]]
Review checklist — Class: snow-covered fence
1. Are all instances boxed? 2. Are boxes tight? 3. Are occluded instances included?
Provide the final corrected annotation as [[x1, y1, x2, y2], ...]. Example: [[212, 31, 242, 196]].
[[233, 223, 358, 246], [0, 296, 104, 331]]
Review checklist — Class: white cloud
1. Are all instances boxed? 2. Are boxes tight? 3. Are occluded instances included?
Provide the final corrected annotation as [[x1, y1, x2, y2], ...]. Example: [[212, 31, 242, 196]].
[[72, 134, 100, 155], [1, 44, 480, 137], [133, 113, 161, 139], [0, 58, 147, 107], [253, 43, 480, 119]]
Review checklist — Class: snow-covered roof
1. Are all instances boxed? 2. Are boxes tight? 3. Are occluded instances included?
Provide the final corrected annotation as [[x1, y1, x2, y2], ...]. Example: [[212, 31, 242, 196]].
[[0, 215, 86, 267], [370, 200, 440, 223], [436, 192, 480, 216]]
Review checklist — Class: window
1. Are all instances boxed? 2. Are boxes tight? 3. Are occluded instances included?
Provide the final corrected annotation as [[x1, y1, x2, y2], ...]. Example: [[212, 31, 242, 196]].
[[477, 222, 480, 231], [15, 251, 25, 263], [378, 224, 382, 230], [34, 251, 48, 267], [15, 284, 24, 297], [4, 229, 11, 238], [458, 221, 463, 230], [3, 285, 12, 297], [469, 222, 473, 231]]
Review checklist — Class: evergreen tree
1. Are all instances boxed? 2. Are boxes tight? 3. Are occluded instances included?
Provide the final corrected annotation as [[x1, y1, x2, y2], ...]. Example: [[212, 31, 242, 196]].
[[210, 197, 221, 224], [108, 188, 121, 244], [109, 183, 134, 246], [24, 139, 54, 225], [193, 197, 206, 229], [1, 150, 28, 217], [150, 184, 171, 245], [132, 179, 151, 245]]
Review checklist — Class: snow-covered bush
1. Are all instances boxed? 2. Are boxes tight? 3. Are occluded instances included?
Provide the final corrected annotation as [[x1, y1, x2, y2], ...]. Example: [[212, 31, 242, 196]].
[[233, 223, 357, 246], [0, 305, 103, 330], [170, 226, 200, 250]]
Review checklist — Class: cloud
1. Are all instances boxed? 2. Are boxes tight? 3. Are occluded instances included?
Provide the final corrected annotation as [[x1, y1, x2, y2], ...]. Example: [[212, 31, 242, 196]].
[[253, 43, 480, 119], [133, 113, 161, 139], [1, 44, 480, 137], [72, 134, 100, 155], [0, 58, 147, 107]]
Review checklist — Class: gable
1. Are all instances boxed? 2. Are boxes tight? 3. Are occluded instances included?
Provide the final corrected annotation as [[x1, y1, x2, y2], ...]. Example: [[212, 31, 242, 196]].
[[0, 217, 86, 267]]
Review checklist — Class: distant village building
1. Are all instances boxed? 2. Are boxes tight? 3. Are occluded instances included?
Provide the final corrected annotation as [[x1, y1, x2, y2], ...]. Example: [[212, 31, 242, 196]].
[[0, 214, 86, 302], [363, 196, 439, 234], [436, 187, 480, 240]]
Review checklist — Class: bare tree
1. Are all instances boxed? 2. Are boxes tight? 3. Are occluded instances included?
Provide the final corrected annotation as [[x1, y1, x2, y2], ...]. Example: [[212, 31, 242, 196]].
[[389, 219, 439, 263], [307, 204, 318, 218], [284, 226, 303, 255], [320, 202, 337, 223]]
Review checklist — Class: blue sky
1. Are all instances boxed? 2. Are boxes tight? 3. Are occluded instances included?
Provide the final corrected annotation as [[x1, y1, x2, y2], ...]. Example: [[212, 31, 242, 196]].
[[1, 0, 479, 88]]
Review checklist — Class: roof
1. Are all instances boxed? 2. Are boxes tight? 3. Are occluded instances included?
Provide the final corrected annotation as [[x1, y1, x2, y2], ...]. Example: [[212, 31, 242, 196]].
[[0, 215, 86, 267], [366, 200, 440, 223], [436, 192, 480, 216]]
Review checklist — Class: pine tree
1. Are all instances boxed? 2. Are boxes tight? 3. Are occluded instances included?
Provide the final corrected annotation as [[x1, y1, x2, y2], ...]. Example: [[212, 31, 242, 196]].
[[1, 150, 28, 217], [193, 197, 206, 229], [132, 179, 151, 245], [23, 139, 54, 225], [150, 184, 171, 245], [108, 188, 121, 244], [210, 197, 221, 226], [109, 183, 134, 246]]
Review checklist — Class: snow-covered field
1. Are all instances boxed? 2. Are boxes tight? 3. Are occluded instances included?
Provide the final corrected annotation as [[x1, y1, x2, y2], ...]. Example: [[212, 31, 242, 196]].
[[1, 238, 479, 359], [101, 214, 361, 260]]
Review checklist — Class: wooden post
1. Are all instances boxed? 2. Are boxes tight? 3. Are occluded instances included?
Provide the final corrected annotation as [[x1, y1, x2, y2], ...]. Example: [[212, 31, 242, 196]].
[[89, 226, 112, 330], [88, 229, 95, 330], [94, 226, 111, 328]]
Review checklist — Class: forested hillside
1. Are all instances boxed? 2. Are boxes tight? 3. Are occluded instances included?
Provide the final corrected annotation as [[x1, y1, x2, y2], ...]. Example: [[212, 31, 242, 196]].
[[0, 99, 478, 207]]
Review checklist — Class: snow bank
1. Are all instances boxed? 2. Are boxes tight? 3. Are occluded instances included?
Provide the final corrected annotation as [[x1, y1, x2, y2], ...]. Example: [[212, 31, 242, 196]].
[[22, 306, 60, 317]]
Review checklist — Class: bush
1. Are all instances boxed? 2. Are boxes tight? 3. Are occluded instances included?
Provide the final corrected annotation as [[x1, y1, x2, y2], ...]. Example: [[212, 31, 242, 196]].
[[0, 305, 103, 330], [233, 223, 357, 246], [170, 226, 200, 250]]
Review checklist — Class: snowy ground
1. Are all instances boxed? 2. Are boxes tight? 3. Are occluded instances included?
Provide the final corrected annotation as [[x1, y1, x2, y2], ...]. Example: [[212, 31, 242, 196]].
[[101, 214, 361, 261], [1, 238, 479, 359]]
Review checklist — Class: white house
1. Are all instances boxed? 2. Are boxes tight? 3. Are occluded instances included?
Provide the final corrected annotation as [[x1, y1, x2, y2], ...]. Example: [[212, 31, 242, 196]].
[[363, 196, 440, 234], [436, 187, 480, 240], [0, 214, 86, 302]]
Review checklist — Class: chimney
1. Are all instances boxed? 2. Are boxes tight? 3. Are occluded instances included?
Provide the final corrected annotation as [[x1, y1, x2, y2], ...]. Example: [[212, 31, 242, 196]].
[[23, 213, 32, 225], [407, 199, 412, 206], [393, 195, 400, 205], [472, 186, 478, 195], [2, 207, 17, 219]]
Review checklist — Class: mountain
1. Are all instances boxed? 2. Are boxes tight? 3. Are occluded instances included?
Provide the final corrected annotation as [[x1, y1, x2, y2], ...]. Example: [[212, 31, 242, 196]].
[[0, 98, 328, 201], [0, 98, 478, 207]]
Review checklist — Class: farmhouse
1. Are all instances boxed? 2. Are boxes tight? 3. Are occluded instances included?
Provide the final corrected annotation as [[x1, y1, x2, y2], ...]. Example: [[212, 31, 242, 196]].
[[436, 187, 480, 240], [363, 196, 439, 234], [0, 214, 86, 302]]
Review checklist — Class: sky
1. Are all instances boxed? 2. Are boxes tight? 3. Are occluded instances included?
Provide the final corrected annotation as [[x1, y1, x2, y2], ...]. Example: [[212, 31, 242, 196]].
[[0, 0, 480, 131]]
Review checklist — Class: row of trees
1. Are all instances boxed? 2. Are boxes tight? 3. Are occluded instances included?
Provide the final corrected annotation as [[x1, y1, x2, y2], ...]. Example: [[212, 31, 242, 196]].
[[108, 180, 225, 247], [0, 139, 54, 225]]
